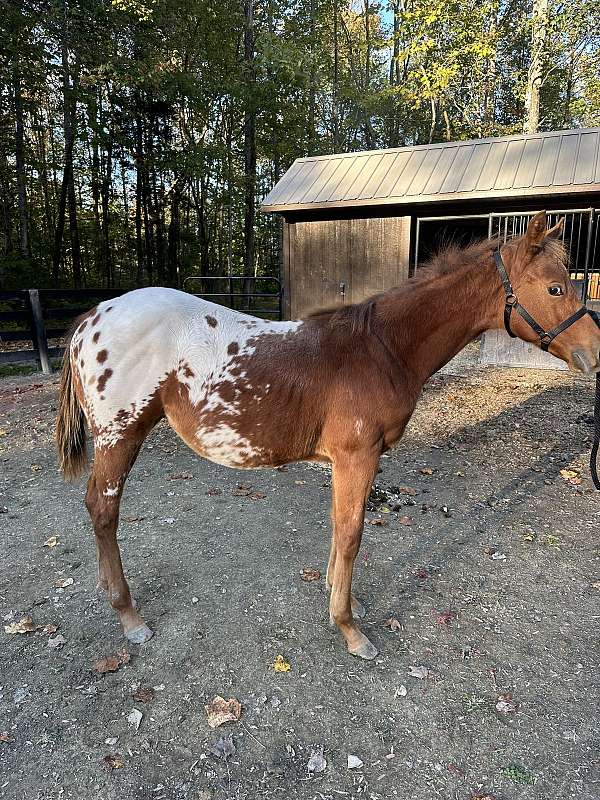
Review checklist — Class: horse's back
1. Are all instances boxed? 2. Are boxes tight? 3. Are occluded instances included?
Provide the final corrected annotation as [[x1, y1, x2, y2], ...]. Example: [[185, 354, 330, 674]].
[[70, 287, 305, 460]]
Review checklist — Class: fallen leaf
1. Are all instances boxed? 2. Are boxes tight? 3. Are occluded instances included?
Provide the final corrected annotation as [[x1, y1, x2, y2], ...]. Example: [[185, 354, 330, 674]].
[[43, 536, 59, 548], [294, 480, 306, 485], [408, 665, 429, 680], [249, 491, 266, 500], [0, 732, 11, 743], [168, 471, 193, 480], [434, 610, 453, 626], [347, 754, 363, 769], [385, 618, 402, 632], [368, 518, 387, 526], [102, 753, 125, 771], [560, 468, 579, 479], [446, 763, 465, 778], [272, 654, 291, 673], [471, 795, 496, 800], [300, 567, 321, 582], [127, 708, 143, 732], [398, 516, 413, 526], [399, 486, 417, 495], [307, 746, 327, 773], [40, 624, 58, 635], [205, 696, 242, 728], [420, 467, 434, 475], [206, 488, 222, 496], [122, 515, 145, 523], [232, 483, 252, 496], [210, 734, 236, 760], [31, 463, 43, 472], [47, 634, 66, 650], [54, 577, 73, 589], [133, 687, 155, 704], [496, 693, 519, 714], [4, 616, 35, 635], [93, 650, 131, 674], [592, 581, 600, 591]]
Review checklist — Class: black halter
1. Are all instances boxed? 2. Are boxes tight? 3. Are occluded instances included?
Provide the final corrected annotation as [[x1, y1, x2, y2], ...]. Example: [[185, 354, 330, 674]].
[[494, 248, 600, 490], [493, 250, 590, 351]]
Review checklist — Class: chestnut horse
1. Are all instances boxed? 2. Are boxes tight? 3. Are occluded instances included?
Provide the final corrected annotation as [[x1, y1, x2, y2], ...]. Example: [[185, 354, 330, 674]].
[[56, 212, 600, 659]]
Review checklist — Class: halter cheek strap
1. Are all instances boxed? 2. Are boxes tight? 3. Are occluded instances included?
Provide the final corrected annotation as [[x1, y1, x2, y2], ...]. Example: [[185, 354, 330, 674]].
[[494, 250, 590, 352]]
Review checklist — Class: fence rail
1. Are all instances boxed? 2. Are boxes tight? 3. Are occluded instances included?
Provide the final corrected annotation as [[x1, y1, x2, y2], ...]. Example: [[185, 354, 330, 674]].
[[0, 278, 283, 374]]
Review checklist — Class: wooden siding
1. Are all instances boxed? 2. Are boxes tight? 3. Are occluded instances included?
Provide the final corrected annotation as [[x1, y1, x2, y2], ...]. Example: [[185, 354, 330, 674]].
[[284, 216, 411, 319], [479, 330, 568, 370]]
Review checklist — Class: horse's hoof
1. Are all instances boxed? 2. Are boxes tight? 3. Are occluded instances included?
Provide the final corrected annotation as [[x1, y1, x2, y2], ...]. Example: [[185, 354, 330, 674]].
[[125, 624, 154, 644], [351, 598, 366, 619], [348, 638, 378, 660]]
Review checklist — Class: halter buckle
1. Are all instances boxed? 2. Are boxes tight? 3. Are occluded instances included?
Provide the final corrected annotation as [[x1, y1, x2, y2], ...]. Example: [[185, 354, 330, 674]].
[[505, 294, 518, 307], [540, 333, 553, 351]]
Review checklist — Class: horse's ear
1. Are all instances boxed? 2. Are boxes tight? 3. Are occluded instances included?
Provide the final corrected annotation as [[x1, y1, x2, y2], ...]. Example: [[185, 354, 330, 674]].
[[546, 217, 565, 240], [525, 211, 548, 246]]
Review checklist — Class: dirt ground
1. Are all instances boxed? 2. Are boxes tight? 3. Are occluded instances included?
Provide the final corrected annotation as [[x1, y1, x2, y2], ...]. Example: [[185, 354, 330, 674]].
[[1, 360, 599, 800]]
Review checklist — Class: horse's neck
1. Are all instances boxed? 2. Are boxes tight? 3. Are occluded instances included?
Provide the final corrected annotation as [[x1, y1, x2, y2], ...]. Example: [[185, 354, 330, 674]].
[[375, 260, 502, 385]]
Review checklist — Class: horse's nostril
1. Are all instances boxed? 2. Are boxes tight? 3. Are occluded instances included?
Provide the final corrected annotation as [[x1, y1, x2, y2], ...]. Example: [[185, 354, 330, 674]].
[[572, 350, 593, 373]]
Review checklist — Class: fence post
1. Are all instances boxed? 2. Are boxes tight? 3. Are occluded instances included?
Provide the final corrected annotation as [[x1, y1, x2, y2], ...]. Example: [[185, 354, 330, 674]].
[[27, 289, 52, 375]]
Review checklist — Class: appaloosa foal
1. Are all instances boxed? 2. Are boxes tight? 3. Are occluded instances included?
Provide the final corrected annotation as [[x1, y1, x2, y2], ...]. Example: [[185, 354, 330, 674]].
[[57, 212, 600, 659]]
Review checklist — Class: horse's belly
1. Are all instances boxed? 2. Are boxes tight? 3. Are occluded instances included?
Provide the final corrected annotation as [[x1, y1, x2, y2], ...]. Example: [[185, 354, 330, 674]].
[[194, 421, 273, 469]]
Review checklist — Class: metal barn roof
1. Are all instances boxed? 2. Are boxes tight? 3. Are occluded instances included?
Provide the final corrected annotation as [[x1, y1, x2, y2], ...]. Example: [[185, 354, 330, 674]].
[[261, 128, 600, 213]]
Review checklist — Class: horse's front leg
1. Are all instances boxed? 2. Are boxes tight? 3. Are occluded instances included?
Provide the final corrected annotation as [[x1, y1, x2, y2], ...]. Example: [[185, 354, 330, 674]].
[[329, 446, 381, 659], [326, 482, 366, 620]]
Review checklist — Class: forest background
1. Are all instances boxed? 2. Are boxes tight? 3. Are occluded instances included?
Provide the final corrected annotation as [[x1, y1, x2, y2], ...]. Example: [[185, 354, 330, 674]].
[[2, 0, 599, 291]]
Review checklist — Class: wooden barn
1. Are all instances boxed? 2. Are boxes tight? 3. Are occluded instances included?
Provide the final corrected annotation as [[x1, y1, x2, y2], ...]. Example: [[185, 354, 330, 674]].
[[261, 127, 600, 368]]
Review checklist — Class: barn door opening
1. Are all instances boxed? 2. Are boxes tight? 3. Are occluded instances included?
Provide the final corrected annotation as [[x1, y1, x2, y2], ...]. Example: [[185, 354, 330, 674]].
[[413, 214, 490, 273]]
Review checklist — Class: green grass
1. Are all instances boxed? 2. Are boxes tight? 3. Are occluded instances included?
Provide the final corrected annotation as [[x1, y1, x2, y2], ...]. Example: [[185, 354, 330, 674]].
[[0, 360, 61, 378]]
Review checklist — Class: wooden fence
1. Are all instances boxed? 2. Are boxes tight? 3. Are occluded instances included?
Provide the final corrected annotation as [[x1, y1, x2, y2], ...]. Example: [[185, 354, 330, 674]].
[[0, 289, 126, 374], [0, 281, 282, 375]]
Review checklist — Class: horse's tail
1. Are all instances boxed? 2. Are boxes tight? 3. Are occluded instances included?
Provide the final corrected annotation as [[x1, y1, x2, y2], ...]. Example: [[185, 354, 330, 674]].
[[56, 343, 88, 481]]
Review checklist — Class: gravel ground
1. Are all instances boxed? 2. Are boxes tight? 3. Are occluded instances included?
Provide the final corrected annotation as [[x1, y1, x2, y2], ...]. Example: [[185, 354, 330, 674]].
[[1, 361, 599, 800]]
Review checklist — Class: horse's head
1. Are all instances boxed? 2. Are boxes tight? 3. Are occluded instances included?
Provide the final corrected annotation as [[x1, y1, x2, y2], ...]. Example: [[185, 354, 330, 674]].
[[498, 211, 600, 373]]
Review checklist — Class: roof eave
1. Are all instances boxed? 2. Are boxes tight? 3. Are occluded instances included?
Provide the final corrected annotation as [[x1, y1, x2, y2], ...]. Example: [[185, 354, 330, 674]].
[[261, 182, 600, 214]]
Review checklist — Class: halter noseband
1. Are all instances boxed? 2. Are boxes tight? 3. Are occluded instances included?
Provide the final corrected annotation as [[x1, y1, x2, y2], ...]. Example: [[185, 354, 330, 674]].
[[493, 249, 590, 351]]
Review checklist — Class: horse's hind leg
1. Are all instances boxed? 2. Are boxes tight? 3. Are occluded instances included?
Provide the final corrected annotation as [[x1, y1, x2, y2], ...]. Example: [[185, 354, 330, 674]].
[[85, 439, 152, 644]]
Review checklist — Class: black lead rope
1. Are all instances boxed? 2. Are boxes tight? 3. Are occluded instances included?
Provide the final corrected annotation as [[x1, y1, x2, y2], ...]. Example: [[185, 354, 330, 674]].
[[589, 310, 600, 490], [494, 250, 600, 489], [591, 372, 600, 490]]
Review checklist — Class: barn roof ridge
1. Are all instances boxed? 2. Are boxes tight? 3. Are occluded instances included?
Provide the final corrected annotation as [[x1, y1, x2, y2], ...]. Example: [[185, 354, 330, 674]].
[[261, 127, 600, 213]]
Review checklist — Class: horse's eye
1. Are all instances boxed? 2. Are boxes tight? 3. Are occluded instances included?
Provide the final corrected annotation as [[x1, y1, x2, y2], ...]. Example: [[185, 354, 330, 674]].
[[548, 286, 563, 296]]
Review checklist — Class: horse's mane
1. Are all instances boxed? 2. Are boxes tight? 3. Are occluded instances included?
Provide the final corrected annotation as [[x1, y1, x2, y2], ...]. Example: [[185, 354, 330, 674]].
[[305, 234, 568, 335]]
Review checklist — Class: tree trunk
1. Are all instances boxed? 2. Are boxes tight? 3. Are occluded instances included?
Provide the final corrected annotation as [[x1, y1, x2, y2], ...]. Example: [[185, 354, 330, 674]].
[[523, 0, 548, 134], [12, 59, 29, 259], [53, 16, 81, 287], [332, 0, 340, 151], [243, 0, 256, 307], [134, 108, 144, 286], [101, 116, 113, 287]]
